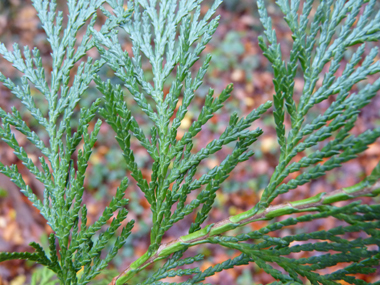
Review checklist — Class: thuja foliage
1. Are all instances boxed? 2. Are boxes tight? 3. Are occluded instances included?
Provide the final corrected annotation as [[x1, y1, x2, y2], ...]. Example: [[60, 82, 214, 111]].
[[0, 0, 380, 284]]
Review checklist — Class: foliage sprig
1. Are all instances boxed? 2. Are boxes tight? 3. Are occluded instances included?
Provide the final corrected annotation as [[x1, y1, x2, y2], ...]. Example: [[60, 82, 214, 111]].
[[0, 0, 380, 284]]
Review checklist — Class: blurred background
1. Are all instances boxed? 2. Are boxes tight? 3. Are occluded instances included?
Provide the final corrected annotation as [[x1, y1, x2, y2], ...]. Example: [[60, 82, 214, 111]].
[[0, 0, 380, 284]]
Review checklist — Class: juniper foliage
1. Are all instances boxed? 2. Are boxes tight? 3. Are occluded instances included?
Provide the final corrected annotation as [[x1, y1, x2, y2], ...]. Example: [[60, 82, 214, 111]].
[[0, 0, 380, 285]]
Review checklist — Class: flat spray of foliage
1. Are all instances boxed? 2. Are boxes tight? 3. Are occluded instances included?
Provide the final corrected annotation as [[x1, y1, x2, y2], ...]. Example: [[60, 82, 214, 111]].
[[0, 0, 380, 284]]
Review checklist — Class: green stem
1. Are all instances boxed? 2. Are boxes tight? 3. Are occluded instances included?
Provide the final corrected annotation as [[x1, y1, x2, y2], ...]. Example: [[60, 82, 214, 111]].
[[111, 180, 380, 285]]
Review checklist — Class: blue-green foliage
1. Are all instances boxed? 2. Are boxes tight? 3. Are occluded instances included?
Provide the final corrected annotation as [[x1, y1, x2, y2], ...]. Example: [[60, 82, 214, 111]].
[[92, 0, 271, 257], [92, 0, 380, 284], [257, 0, 380, 208], [0, 1, 134, 284], [1, 0, 380, 285]]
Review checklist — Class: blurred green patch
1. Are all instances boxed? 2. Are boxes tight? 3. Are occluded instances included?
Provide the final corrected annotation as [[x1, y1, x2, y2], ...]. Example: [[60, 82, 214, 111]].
[[31, 267, 58, 285], [0, 187, 8, 198], [210, 31, 245, 71]]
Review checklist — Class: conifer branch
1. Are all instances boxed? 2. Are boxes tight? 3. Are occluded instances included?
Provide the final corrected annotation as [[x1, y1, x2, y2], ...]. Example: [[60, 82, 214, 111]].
[[111, 180, 380, 285], [1, 0, 380, 284]]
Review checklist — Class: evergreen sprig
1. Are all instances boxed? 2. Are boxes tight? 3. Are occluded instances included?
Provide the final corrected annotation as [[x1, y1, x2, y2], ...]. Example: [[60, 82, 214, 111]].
[[95, 0, 380, 284], [0, 0, 380, 284], [93, 0, 272, 262], [0, 1, 134, 284]]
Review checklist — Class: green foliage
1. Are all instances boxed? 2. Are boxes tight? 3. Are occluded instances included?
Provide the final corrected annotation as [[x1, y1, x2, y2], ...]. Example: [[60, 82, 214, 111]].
[[31, 267, 59, 285], [214, 202, 380, 285], [93, 0, 272, 259], [0, 0, 380, 285], [0, 1, 134, 284]]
